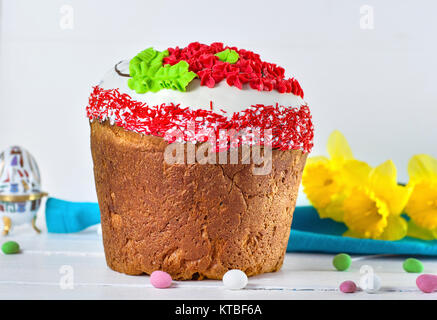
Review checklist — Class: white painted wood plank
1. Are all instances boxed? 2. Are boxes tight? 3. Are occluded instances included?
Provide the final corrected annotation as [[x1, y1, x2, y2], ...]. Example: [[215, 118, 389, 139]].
[[0, 230, 436, 300]]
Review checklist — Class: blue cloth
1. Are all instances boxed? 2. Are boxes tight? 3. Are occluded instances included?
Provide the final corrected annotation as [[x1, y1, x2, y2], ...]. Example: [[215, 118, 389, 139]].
[[45, 198, 101, 233], [45, 198, 437, 255], [288, 206, 437, 256]]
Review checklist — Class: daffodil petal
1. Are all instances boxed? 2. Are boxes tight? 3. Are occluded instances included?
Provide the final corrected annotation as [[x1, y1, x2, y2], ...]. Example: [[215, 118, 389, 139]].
[[410, 208, 437, 230], [386, 184, 413, 216], [302, 161, 342, 210], [305, 156, 330, 166], [405, 181, 437, 230], [369, 160, 410, 214], [327, 130, 354, 166], [376, 216, 408, 241], [342, 159, 372, 186], [343, 188, 389, 239], [407, 220, 437, 240], [408, 154, 437, 182], [370, 160, 398, 190], [317, 194, 346, 222]]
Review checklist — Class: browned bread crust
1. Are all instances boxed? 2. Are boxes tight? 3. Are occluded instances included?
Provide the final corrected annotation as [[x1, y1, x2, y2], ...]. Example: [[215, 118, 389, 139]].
[[90, 121, 307, 280]]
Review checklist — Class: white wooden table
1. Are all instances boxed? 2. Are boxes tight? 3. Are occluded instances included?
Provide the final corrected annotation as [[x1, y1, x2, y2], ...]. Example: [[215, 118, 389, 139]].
[[0, 226, 436, 300]]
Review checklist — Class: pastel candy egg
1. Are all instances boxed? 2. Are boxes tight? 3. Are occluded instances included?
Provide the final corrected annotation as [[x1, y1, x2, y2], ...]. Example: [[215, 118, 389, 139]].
[[339, 280, 357, 293], [333, 253, 351, 271], [416, 274, 437, 293], [359, 273, 381, 293], [2, 241, 20, 254], [150, 271, 172, 289], [96, 224, 102, 236], [403, 258, 424, 273], [222, 269, 248, 290]]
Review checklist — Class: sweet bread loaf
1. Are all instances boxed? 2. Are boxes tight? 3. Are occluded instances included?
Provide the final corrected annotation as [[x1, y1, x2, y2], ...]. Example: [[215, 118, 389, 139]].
[[87, 42, 313, 279]]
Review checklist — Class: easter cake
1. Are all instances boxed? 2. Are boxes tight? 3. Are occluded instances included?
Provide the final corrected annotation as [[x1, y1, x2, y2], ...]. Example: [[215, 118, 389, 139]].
[[86, 42, 314, 280]]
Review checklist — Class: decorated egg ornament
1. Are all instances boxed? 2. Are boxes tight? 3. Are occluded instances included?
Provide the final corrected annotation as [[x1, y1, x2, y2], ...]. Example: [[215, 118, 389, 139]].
[[0, 146, 48, 235]]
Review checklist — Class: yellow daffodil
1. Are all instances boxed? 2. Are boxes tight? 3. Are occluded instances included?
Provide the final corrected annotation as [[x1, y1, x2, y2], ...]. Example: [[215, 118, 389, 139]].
[[302, 130, 427, 241], [407, 220, 437, 240], [342, 160, 412, 240], [302, 130, 371, 222], [404, 154, 437, 239]]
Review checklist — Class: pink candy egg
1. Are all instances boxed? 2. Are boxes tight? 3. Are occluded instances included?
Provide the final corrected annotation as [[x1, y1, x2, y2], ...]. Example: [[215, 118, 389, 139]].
[[339, 280, 357, 293], [150, 271, 172, 289], [416, 274, 437, 293]]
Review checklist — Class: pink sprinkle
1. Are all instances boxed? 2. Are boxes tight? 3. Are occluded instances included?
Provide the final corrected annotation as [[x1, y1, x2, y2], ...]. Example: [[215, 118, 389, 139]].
[[339, 280, 357, 293], [150, 271, 172, 289], [416, 274, 437, 293]]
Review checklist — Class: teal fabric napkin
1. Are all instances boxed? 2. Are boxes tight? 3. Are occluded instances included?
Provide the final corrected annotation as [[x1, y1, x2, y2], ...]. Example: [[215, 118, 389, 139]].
[[288, 206, 437, 256], [45, 198, 101, 234], [46, 198, 437, 255]]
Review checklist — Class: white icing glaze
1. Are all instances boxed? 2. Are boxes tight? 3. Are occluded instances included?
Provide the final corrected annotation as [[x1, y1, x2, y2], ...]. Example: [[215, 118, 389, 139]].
[[99, 60, 306, 115]]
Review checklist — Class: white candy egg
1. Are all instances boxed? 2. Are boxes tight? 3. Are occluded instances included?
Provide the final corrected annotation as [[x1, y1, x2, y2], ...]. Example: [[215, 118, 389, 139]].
[[96, 224, 102, 235], [222, 269, 248, 290], [359, 273, 381, 293]]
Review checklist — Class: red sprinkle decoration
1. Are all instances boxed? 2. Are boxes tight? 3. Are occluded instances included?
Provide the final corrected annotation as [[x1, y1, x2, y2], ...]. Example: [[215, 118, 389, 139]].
[[86, 86, 314, 153], [162, 42, 304, 98]]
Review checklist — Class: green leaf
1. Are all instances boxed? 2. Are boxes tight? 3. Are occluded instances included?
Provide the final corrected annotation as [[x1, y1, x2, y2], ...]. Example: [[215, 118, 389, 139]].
[[215, 49, 239, 64], [128, 48, 196, 94]]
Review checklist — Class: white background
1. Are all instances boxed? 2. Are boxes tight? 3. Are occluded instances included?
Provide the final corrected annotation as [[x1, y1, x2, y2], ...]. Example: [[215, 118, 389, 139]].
[[0, 0, 436, 206]]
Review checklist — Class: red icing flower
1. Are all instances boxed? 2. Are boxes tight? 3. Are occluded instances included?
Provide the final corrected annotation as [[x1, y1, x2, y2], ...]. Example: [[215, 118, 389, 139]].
[[162, 42, 305, 98], [198, 70, 216, 88], [249, 78, 263, 91], [226, 74, 243, 89]]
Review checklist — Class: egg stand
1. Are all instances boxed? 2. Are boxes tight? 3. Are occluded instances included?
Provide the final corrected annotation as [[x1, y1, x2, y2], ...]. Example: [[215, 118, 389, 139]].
[[0, 192, 48, 235]]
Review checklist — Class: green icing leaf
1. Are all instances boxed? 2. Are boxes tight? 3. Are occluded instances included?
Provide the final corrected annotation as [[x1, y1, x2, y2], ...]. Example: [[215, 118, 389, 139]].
[[215, 49, 239, 64], [128, 47, 197, 94]]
